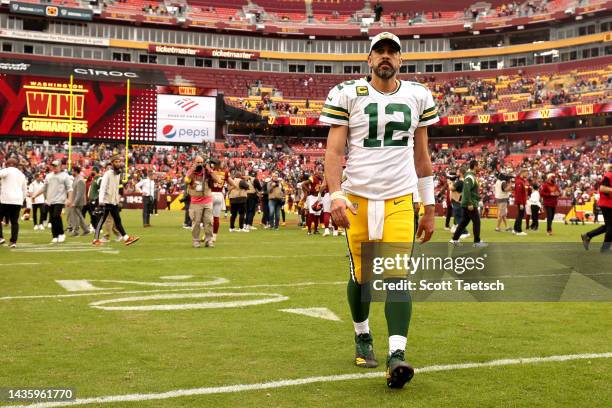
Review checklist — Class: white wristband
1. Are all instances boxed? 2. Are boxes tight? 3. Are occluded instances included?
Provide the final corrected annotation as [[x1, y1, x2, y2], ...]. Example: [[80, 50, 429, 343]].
[[330, 190, 352, 205], [417, 176, 435, 206]]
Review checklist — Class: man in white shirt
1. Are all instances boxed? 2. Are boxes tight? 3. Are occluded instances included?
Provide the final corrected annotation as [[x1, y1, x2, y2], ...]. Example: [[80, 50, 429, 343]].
[[93, 155, 139, 246], [28, 173, 46, 230], [31, 160, 73, 243], [135, 170, 155, 227], [0, 158, 27, 248]]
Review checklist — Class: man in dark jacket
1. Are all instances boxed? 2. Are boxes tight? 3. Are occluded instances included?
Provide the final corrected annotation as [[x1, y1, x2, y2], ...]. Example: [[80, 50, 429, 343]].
[[451, 160, 487, 246]]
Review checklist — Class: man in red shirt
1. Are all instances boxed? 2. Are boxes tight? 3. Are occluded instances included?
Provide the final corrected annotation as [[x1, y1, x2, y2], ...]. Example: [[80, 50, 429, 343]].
[[513, 168, 528, 236], [582, 162, 612, 252], [540, 173, 560, 236]]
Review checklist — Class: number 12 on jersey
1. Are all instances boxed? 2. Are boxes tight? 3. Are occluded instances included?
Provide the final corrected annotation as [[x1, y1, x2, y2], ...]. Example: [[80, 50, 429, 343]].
[[363, 103, 412, 148]]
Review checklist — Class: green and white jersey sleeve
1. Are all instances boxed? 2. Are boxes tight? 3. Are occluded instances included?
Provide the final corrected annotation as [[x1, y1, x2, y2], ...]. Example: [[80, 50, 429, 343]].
[[417, 86, 439, 127], [319, 83, 350, 126]]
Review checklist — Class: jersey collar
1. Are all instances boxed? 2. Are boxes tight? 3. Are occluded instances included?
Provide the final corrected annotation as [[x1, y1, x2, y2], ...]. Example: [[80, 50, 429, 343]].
[[366, 76, 402, 96]]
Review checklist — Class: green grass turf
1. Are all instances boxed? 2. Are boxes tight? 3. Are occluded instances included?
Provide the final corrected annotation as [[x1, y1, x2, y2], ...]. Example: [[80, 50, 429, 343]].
[[0, 210, 610, 407]]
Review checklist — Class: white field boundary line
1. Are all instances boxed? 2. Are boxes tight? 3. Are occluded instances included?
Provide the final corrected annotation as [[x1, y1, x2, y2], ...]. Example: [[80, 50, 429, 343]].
[[4, 352, 611, 408], [0, 281, 346, 301], [0, 254, 342, 267]]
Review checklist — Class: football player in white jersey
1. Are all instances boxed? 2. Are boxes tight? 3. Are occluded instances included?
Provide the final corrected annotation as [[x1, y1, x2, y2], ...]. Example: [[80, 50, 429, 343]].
[[322, 32, 438, 389]]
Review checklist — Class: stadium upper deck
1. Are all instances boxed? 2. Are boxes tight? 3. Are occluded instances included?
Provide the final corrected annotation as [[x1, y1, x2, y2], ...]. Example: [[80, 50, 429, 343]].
[[6, 0, 609, 37]]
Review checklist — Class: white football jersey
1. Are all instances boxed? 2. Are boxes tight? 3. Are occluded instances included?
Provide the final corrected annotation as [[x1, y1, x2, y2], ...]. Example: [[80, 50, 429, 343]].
[[319, 78, 438, 200]]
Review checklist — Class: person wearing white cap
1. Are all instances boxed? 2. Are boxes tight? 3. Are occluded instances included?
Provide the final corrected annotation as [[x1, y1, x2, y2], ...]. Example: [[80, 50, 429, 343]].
[[321, 32, 438, 389], [31, 160, 72, 243]]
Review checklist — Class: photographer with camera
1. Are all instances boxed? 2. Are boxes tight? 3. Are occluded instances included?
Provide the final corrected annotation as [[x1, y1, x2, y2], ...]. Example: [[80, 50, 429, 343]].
[[184, 156, 220, 248], [494, 171, 512, 233]]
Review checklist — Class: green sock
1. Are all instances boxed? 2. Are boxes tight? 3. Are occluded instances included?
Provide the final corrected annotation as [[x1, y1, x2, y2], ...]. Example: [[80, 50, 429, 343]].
[[347, 278, 370, 323], [384, 278, 412, 337]]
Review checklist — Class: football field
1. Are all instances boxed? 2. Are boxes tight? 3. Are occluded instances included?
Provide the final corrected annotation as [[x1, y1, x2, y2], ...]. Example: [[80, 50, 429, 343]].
[[1, 210, 610, 407]]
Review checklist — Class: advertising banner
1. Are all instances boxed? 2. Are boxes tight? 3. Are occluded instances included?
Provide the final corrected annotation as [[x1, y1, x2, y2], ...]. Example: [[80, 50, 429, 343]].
[[148, 44, 259, 60], [156, 95, 216, 143], [0, 58, 168, 85], [0, 74, 157, 141], [0, 29, 108, 47], [9, 1, 93, 21], [436, 103, 612, 126]]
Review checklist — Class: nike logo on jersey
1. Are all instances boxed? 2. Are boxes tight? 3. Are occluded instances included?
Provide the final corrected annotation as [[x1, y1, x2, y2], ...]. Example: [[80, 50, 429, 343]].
[[327, 96, 333, 101], [393, 199, 405, 205]]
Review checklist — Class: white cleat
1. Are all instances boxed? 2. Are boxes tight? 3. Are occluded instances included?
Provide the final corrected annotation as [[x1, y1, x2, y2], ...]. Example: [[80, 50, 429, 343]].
[[515, 232, 528, 236], [58, 234, 66, 243], [51, 238, 59, 244], [323, 228, 330, 237]]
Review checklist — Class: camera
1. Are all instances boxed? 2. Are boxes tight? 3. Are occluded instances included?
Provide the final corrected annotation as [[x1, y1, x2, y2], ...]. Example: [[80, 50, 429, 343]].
[[497, 172, 512, 182]]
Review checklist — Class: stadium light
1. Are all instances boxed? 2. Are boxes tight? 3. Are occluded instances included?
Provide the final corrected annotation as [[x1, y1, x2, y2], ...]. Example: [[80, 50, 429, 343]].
[[413, 35, 420, 39]]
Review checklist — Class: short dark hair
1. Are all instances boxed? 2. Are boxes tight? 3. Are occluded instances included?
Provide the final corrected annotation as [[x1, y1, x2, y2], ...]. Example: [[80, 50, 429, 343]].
[[73, 166, 81, 173], [469, 160, 478, 170]]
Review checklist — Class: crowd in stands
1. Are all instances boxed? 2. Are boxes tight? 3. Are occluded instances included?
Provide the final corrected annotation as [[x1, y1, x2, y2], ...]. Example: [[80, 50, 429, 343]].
[[89, 0, 598, 27], [1, 133, 609, 214], [431, 135, 610, 206], [228, 65, 610, 120]]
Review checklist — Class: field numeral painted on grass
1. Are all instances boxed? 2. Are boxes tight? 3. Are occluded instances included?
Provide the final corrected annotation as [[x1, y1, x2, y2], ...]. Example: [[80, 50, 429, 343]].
[[54, 276, 290, 311], [55, 276, 228, 292]]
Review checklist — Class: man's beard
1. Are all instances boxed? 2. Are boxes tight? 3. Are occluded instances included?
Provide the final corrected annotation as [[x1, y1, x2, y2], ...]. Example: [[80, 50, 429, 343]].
[[112, 165, 122, 173], [374, 64, 396, 80]]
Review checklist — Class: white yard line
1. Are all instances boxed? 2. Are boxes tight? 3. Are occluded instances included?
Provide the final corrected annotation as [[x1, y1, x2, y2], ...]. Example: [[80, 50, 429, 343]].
[[0, 281, 345, 301], [4, 352, 611, 407], [0, 254, 341, 267]]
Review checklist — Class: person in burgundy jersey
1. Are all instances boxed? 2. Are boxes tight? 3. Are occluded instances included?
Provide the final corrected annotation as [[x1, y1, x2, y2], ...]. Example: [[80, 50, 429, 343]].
[[210, 159, 229, 243], [441, 175, 453, 230], [540, 173, 560, 236], [582, 163, 612, 253], [513, 168, 528, 236]]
